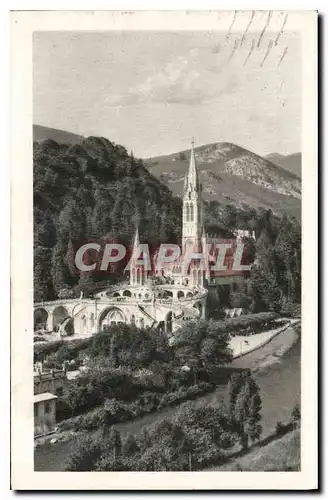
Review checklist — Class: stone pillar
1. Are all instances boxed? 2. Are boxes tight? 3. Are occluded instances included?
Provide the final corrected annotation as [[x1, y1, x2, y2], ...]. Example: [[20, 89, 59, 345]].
[[88, 314, 94, 334], [46, 311, 53, 332], [201, 301, 206, 320]]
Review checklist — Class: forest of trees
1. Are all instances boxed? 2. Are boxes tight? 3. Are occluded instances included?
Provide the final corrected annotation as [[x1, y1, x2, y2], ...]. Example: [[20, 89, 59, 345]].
[[34, 136, 301, 315]]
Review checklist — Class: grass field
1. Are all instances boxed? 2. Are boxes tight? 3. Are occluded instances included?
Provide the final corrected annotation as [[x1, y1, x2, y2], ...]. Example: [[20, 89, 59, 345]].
[[209, 429, 300, 471]]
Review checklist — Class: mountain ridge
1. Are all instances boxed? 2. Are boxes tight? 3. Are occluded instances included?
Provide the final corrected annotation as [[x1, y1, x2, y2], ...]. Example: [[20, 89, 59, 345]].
[[33, 125, 301, 219], [33, 124, 84, 145], [146, 142, 301, 219], [265, 152, 301, 178]]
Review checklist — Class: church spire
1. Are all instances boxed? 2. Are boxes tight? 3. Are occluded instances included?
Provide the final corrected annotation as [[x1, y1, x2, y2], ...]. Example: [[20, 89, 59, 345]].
[[184, 138, 200, 194], [182, 139, 203, 251], [132, 226, 140, 250], [130, 226, 146, 286]]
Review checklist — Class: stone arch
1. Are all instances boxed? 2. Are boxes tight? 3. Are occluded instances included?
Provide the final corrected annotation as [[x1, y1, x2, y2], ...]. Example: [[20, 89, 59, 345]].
[[157, 321, 165, 334], [131, 314, 136, 325], [177, 290, 184, 300], [186, 291, 193, 298], [53, 306, 70, 331], [123, 290, 132, 297], [113, 292, 120, 297], [98, 307, 127, 330], [34, 308, 49, 331], [193, 302, 202, 318]]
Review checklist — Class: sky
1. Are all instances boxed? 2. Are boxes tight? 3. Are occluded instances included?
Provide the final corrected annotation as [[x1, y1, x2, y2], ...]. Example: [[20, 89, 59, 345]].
[[33, 27, 301, 158]]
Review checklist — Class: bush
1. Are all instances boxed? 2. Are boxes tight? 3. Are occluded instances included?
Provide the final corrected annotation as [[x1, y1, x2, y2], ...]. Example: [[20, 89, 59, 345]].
[[275, 420, 289, 437], [34, 337, 92, 363]]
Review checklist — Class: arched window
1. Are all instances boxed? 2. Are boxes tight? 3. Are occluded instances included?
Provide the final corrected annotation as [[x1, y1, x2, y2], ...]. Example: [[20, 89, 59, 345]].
[[190, 203, 194, 222], [186, 203, 190, 222]]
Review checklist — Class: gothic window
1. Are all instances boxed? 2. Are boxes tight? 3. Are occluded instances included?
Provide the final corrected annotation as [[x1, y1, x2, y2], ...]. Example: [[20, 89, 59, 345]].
[[185, 203, 190, 222], [190, 204, 194, 222]]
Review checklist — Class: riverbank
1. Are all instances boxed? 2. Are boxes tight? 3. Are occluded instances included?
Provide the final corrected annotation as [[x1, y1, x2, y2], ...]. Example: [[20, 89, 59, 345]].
[[229, 319, 299, 359]]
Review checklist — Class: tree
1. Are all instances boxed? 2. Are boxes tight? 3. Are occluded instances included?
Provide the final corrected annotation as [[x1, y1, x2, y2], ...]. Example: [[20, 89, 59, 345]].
[[291, 403, 301, 429], [173, 320, 233, 381], [228, 371, 262, 450], [61, 380, 88, 417], [65, 432, 103, 471], [34, 247, 54, 301], [138, 427, 152, 453], [106, 426, 122, 461], [122, 432, 139, 456]]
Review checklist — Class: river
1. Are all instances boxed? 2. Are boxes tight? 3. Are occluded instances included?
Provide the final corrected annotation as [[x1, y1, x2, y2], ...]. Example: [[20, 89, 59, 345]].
[[34, 326, 300, 471]]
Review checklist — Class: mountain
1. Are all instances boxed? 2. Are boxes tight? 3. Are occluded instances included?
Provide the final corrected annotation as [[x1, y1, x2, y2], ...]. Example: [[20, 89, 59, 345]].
[[265, 152, 301, 178], [146, 143, 301, 219], [33, 124, 84, 145]]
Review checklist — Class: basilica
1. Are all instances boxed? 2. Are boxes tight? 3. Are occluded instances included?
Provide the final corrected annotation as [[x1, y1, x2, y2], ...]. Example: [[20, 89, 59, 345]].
[[34, 143, 209, 338]]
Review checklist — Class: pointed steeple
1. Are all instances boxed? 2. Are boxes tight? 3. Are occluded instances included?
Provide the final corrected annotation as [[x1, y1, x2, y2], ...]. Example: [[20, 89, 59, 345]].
[[184, 138, 200, 194], [130, 227, 142, 286], [182, 138, 203, 251], [132, 226, 140, 250]]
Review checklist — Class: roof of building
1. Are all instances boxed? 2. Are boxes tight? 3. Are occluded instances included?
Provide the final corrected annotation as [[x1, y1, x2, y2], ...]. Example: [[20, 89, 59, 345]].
[[66, 370, 80, 380], [34, 392, 58, 404]]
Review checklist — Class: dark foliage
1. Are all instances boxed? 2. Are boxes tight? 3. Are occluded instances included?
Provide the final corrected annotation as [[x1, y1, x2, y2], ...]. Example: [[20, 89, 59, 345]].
[[34, 137, 181, 300]]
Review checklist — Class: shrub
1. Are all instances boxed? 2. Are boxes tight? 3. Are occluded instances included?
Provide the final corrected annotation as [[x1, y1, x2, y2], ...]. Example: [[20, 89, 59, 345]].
[[65, 432, 103, 471], [275, 420, 288, 437], [291, 404, 301, 428]]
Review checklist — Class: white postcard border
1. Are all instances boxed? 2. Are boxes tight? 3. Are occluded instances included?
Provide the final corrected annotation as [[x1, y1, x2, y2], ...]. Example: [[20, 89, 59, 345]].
[[11, 10, 318, 490]]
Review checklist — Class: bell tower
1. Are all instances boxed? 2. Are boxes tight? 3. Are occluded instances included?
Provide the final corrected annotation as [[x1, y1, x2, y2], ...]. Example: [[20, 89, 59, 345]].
[[182, 139, 202, 251]]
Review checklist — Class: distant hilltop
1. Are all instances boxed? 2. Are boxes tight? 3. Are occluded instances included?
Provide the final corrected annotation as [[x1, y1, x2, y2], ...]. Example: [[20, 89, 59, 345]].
[[265, 152, 302, 179], [33, 124, 84, 145]]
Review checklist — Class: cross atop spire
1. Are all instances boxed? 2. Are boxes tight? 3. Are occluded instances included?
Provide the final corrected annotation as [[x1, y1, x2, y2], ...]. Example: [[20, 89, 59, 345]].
[[191, 137, 195, 148]]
